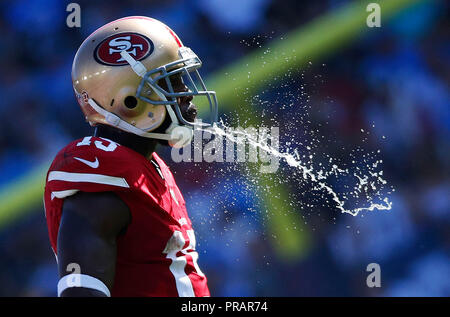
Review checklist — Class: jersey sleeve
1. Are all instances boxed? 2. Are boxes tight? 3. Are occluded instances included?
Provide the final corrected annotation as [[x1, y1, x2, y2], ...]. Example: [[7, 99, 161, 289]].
[[45, 137, 135, 200]]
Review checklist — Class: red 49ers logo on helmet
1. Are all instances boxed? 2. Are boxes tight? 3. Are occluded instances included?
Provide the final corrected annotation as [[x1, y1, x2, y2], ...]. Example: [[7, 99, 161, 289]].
[[94, 32, 154, 66]]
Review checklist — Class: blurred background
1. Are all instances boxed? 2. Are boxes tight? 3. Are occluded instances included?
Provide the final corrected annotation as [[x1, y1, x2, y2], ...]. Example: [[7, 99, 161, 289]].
[[0, 0, 448, 296]]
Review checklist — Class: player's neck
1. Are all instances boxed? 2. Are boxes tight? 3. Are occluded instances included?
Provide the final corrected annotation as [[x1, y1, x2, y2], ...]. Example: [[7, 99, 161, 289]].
[[94, 125, 157, 159]]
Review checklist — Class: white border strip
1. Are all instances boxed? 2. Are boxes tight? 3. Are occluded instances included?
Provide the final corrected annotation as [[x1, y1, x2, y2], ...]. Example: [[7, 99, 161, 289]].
[[48, 171, 129, 188], [58, 274, 111, 297]]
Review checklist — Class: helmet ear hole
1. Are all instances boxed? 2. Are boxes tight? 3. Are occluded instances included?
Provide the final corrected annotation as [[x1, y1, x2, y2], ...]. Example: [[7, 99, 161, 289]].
[[124, 96, 138, 109]]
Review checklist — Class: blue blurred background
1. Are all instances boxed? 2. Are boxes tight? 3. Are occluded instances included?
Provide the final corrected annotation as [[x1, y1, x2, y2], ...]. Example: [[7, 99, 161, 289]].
[[0, 0, 448, 296]]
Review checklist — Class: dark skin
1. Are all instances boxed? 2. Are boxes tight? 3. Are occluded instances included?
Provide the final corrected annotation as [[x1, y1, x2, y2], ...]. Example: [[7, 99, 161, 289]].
[[58, 75, 196, 296]]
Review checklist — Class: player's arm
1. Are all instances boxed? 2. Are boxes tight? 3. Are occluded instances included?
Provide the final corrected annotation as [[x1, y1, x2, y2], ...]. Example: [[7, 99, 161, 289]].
[[56, 191, 131, 297]]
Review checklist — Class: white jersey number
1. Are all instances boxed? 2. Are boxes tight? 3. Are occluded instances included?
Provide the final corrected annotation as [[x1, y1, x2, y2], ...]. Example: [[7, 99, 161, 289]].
[[76, 136, 118, 152]]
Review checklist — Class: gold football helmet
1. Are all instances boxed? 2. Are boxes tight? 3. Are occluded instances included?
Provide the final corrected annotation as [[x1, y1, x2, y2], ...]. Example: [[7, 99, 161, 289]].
[[72, 16, 218, 147]]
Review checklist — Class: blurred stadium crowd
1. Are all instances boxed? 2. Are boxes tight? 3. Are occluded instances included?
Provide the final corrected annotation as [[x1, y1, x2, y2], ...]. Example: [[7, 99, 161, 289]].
[[0, 0, 448, 296]]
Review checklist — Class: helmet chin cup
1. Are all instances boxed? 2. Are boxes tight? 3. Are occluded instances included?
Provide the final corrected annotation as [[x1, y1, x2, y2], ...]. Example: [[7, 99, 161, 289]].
[[167, 125, 193, 148]]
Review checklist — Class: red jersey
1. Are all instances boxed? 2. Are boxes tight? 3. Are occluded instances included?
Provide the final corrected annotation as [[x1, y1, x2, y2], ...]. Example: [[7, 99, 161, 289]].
[[44, 136, 210, 297]]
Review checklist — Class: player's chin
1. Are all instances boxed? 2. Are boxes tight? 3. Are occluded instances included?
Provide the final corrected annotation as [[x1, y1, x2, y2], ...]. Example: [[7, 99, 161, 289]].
[[179, 101, 198, 124]]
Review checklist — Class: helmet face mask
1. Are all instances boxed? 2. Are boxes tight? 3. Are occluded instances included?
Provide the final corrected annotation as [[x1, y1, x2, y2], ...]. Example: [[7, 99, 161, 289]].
[[136, 47, 218, 127], [72, 16, 218, 146]]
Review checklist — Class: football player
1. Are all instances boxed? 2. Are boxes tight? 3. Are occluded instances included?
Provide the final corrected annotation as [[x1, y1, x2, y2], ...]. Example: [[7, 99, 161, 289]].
[[44, 16, 218, 297]]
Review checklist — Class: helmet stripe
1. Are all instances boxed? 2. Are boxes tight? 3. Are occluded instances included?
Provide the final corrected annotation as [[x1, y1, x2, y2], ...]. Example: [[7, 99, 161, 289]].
[[165, 26, 183, 47]]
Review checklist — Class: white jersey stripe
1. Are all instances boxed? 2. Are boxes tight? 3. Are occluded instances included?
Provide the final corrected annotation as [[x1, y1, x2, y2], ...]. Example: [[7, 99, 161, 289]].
[[167, 251, 195, 297], [48, 171, 129, 188], [51, 189, 79, 200]]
